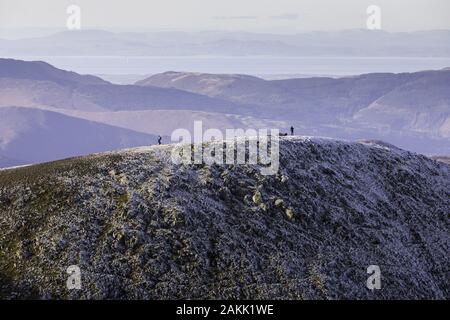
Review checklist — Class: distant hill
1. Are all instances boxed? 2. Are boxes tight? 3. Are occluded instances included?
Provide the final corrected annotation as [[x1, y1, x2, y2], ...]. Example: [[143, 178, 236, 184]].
[[138, 70, 450, 139], [0, 59, 249, 113], [136, 72, 277, 106], [0, 106, 157, 165], [0, 59, 264, 167], [0, 58, 107, 85], [353, 70, 450, 137], [1, 59, 449, 157]]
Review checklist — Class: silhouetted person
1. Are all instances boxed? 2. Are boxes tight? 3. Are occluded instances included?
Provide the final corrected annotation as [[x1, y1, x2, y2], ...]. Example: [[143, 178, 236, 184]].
[[158, 136, 162, 145], [290, 126, 294, 135]]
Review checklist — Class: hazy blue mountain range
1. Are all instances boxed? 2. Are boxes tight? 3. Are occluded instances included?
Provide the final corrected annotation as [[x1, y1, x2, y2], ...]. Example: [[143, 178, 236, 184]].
[[137, 69, 450, 129], [137, 70, 450, 150], [1, 29, 450, 57], [0, 58, 449, 167]]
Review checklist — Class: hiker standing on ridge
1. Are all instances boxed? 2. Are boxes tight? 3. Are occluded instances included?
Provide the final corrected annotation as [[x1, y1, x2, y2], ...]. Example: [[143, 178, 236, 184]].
[[290, 126, 294, 135], [158, 136, 162, 145]]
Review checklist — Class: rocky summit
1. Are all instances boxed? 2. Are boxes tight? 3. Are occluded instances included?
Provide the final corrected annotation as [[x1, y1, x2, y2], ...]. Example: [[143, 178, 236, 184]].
[[0, 137, 449, 299]]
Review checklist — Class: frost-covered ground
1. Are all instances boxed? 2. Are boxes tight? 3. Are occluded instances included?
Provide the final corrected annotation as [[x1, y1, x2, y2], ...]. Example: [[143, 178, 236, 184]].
[[0, 137, 449, 299]]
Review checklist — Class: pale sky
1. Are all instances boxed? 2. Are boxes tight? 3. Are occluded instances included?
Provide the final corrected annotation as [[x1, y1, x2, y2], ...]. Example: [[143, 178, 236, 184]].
[[1, 0, 449, 34]]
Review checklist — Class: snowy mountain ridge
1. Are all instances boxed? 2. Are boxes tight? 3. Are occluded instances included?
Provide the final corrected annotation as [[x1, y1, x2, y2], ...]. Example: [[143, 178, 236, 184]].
[[0, 137, 449, 299]]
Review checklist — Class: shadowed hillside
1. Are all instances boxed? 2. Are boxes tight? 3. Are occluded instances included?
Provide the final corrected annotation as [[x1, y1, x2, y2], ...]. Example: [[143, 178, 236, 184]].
[[0, 106, 157, 164]]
